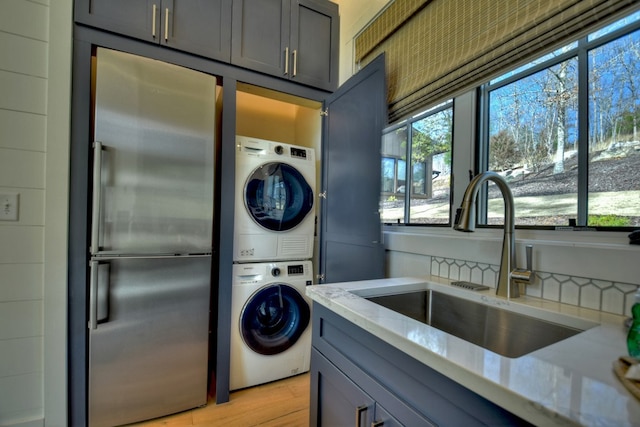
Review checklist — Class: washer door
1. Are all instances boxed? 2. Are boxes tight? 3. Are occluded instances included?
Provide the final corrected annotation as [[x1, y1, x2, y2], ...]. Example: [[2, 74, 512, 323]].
[[244, 162, 313, 231], [240, 284, 310, 355]]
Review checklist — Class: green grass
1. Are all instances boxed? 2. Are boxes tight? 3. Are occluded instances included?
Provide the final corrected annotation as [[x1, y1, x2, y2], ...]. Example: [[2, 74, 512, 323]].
[[588, 214, 631, 227]]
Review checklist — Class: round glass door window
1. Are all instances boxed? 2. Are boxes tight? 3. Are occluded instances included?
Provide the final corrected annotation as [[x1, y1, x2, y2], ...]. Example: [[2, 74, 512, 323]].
[[240, 284, 311, 355], [244, 162, 313, 231]]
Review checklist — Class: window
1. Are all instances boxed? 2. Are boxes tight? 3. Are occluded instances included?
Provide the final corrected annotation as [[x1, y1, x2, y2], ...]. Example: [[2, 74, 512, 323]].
[[483, 12, 640, 228], [381, 102, 453, 224], [381, 127, 407, 223]]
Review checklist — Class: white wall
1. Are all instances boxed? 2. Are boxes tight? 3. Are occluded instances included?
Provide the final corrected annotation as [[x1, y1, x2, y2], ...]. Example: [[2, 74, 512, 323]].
[[333, 0, 390, 84], [44, 0, 72, 425], [0, 1, 48, 425], [0, 0, 71, 426]]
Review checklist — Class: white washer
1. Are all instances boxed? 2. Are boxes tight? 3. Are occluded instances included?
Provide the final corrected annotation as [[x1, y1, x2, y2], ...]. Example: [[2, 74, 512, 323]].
[[230, 261, 313, 391], [234, 135, 316, 262]]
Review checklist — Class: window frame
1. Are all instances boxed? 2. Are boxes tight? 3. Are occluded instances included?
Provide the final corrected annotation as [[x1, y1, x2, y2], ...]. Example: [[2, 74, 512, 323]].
[[382, 10, 640, 233], [477, 14, 640, 231], [381, 100, 454, 225]]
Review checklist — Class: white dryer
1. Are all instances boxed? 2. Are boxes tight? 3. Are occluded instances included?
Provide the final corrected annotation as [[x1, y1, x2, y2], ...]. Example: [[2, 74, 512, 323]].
[[234, 135, 316, 262], [230, 261, 313, 391]]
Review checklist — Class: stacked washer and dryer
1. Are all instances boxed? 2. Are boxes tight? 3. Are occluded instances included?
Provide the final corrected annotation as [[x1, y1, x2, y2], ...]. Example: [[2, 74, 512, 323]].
[[230, 135, 316, 391]]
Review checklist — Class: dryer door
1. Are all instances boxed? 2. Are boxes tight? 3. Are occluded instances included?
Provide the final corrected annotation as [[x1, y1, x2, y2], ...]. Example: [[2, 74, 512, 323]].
[[244, 162, 313, 231], [240, 284, 310, 355]]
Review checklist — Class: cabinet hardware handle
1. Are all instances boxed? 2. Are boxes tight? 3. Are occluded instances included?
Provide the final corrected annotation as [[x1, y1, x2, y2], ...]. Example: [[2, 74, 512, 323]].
[[164, 8, 169, 41], [292, 49, 297, 77], [152, 4, 157, 37], [376, 209, 383, 245], [90, 142, 103, 253], [284, 47, 289, 75], [355, 405, 368, 427], [371, 421, 385, 427]]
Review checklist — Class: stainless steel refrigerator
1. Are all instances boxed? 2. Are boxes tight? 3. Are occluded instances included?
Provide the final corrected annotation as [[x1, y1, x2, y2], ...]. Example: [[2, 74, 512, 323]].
[[88, 47, 216, 427]]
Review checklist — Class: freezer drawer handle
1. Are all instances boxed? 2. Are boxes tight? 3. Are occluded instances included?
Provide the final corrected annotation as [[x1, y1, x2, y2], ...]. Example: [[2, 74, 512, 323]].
[[89, 260, 110, 329], [89, 260, 99, 330], [91, 142, 103, 254]]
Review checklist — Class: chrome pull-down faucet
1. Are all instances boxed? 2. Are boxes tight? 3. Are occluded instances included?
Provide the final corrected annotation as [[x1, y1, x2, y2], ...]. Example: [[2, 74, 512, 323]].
[[453, 171, 534, 298]]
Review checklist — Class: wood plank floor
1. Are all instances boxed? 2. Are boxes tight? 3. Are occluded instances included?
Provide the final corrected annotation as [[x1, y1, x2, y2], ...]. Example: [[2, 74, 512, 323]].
[[128, 373, 310, 427]]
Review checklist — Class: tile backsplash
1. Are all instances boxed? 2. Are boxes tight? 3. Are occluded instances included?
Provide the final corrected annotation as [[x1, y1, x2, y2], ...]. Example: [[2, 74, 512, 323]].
[[431, 256, 639, 316]]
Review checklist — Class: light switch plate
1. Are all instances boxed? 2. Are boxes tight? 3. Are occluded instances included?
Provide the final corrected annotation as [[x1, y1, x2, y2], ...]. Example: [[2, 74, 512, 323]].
[[0, 193, 19, 221]]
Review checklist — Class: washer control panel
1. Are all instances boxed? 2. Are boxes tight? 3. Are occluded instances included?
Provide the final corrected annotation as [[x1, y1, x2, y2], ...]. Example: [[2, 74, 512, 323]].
[[287, 264, 305, 276]]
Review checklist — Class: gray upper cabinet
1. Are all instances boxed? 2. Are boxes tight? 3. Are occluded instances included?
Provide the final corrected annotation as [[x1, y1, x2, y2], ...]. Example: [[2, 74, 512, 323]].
[[75, 0, 338, 90], [231, 0, 339, 91], [74, 0, 232, 62]]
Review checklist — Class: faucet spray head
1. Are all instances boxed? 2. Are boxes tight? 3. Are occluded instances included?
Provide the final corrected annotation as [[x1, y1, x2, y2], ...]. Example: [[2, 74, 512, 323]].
[[454, 203, 476, 232]]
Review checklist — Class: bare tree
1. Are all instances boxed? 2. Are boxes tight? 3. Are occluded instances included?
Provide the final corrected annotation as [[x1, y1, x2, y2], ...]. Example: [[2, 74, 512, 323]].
[[544, 61, 575, 174], [614, 39, 640, 140]]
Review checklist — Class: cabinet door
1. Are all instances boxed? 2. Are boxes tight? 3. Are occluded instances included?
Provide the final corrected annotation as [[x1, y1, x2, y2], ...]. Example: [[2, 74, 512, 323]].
[[75, 0, 157, 42], [231, 0, 290, 77], [290, 0, 339, 91], [311, 349, 374, 427], [164, 0, 232, 61], [319, 54, 387, 283]]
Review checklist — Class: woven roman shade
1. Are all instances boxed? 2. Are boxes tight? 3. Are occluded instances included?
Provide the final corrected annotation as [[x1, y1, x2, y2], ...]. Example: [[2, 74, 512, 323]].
[[355, 0, 640, 123]]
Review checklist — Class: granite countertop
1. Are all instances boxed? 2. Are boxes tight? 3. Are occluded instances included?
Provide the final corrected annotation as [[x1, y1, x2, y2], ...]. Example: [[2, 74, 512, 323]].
[[306, 276, 640, 427]]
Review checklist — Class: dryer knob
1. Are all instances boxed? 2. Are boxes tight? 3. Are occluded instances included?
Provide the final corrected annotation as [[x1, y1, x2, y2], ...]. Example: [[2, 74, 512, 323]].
[[274, 145, 284, 155], [271, 267, 281, 277]]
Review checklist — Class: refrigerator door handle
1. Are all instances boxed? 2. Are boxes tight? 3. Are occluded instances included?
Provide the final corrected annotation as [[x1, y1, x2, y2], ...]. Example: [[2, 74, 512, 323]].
[[91, 142, 103, 254]]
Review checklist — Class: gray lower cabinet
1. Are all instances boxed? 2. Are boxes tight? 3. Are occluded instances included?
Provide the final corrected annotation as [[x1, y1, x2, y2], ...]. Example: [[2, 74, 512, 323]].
[[312, 348, 410, 427], [74, 0, 232, 61], [310, 304, 534, 427], [232, 0, 339, 91]]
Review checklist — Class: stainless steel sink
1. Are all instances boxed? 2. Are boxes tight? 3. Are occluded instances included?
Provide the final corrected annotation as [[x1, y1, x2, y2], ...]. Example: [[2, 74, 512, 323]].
[[366, 290, 591, 358]]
